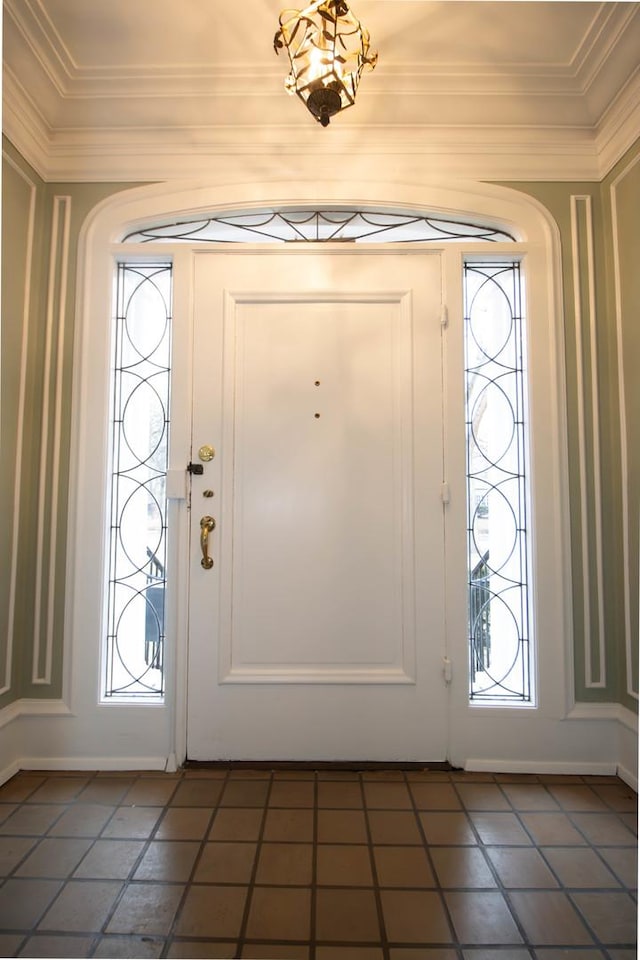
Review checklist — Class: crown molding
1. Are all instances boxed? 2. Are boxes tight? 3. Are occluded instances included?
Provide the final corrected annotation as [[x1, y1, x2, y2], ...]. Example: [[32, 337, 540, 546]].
[[595, 66, 640, 178]]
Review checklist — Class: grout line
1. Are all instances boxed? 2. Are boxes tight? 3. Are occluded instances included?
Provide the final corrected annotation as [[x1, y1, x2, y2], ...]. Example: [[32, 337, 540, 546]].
[[358, 771, 390, 960], [233, 770, 275, 958]]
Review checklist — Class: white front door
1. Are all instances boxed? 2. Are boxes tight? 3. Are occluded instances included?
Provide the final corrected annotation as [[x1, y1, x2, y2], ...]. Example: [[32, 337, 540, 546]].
[[186, 248, 446, 761]]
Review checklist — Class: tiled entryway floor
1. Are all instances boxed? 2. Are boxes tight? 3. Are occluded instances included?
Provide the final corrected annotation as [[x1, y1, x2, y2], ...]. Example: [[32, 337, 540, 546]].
[[0, 768, 636, 959]]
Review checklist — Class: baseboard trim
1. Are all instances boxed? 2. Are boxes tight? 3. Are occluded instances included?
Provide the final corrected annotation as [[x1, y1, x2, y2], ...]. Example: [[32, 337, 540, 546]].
[[567, 702, 638, 732], [19, 756, 168, 773], [617, 763, 638, 792], [0, 698, 72, 731]]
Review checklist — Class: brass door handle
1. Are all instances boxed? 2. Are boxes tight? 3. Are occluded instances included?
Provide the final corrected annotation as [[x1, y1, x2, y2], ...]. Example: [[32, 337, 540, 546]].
[[200, 516, 216, 569]]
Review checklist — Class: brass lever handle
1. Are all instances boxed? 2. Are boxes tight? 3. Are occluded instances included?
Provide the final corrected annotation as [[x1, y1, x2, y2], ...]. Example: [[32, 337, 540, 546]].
[[200, 516, 216, 569]]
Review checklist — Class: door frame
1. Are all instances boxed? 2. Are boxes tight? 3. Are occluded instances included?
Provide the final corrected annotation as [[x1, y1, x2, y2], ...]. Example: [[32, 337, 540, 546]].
[[64, 177, 574, 770]]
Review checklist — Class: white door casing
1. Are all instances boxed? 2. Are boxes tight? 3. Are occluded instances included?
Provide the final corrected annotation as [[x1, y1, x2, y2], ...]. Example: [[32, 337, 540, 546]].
[[58, 178, 577, 774], [187, 249, 447, 760]]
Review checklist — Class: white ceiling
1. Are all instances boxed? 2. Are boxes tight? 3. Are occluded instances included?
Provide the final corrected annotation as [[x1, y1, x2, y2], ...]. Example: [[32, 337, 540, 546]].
[[3, 0, 640, 181]]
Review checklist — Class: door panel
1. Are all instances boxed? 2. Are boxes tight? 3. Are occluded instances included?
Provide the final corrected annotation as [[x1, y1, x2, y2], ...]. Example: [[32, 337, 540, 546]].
[[187, 249, 446, 760]]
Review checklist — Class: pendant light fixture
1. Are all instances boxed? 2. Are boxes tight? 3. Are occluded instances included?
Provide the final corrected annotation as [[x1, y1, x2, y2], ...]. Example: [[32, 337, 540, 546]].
[[274, 0, 377, 127]]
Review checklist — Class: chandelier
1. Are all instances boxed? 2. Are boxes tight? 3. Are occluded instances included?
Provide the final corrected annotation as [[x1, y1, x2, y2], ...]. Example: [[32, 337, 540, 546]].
[[274, 0, 377, 127]]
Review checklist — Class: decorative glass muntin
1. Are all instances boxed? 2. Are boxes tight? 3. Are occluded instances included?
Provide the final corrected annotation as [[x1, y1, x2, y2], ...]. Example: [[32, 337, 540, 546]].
[[464, 261, 533, 703], [123, 209, 516, 245], [104, 263, 172, 700]]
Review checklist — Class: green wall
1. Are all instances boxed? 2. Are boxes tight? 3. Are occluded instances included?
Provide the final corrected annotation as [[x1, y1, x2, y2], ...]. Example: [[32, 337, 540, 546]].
[[505, 144, 640, 710], [2, 135, 638, 711]]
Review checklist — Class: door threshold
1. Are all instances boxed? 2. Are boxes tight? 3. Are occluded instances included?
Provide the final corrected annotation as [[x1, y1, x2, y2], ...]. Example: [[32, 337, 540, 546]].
[[184, 760, 455, 771]]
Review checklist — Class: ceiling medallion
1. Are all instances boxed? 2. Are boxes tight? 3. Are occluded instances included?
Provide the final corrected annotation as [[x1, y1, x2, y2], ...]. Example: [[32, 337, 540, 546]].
[[274, 0, 377, 127]]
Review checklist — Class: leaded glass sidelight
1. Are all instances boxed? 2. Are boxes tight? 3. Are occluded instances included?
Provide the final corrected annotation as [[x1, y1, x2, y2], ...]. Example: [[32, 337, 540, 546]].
[[464, 261, 533, 704], [104, 263, 172, 700]]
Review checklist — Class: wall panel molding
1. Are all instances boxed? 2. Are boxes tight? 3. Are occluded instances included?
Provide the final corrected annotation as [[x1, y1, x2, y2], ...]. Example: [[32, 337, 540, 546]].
[[570, 194, 606, 689], [32, 194, 71, 686], [1, 152, 37, 698], [610, 153, 640, 701]]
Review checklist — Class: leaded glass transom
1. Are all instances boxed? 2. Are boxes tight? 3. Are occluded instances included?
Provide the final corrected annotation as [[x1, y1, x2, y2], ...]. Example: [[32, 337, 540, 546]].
[[464, 261, 532, 703], [104, 263, 172, 700], [123, 209, 516, 244]]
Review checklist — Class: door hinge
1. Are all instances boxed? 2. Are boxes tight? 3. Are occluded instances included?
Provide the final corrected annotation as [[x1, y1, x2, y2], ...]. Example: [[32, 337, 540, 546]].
[[442, 656, 452, 685], [440, 304, 449, 329], [440, 481, 451, 505]]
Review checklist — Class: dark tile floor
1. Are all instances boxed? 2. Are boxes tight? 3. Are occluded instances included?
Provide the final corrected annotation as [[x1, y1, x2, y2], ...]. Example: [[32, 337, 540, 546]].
[[0, 768, 636, 959]]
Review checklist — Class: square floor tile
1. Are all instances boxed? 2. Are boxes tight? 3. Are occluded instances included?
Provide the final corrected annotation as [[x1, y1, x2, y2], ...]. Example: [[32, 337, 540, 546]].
[[501, 785, 560, 811], [389, 950, 457, 960], [533, 951, 606, 959], [263, 809, 313, 842], [18, 934, 95, 957], [317, 948, 384, 960], [78, 779, 135, 805], [193, 841, 257, 883], [174, 884, 247, 938], [318, 810, 368, 843], [571, 813, 636, 846], [408, 784, 461, 810], [462, 951, 532, 960], [73, 839, 145, 879], [316, 845, 373, 886], [0, 878, 63, 930], [245, 886, 311, 941], [93, 935, 165, 957], [106, 882, 184, 936], [374, 845, 435, 887], [541, 847, 620, 888], [26, 778, 90, 804], [242, 945, 309, 959], [596, 846, 638, 887], [508, 891, 594, 945], [0, 837, 37, 875], [473, 812, 535, 846], [592, 784, 638, 813], [269, 781, 314, 808], [133, 840, 200, 881], [381, 890, 452, 943], [255, 842, 313, 885], [420, 812, 477, 845], [156, 807, 213, 840], [209, 807, 263, 841], [169, 780, 224, 807], [316, 888, 380, 942], [445, 891, 523, 944], [456, 784, 511, 811], [0, 776, 46, 802], [49, 804, 115, 838], [570, 891, 637, 944], [368, 811, 423, 845], [0, 805, 67, 836], [167, 942, 237, 958], [38, 879, 122, 932], [220, 780, 270, 807], [317, 782, 363, 808], [486, 847, 559, 888], [364, 783, 412, 809], [15, 838, 92, 878], [547, 786, 608, 812], [123, 779, 178, 806], [101, 806, 161, 839], [430, 847, 497, 888], [513, 813, 585, 846]]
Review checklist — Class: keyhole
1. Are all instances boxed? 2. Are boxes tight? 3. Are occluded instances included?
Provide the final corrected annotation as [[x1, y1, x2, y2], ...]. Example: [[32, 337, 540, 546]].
[[314, 413, 321, 419]]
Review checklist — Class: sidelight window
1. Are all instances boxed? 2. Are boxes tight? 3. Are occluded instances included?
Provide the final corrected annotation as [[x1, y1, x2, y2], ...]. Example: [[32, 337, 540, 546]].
[[103, 263, 172, 700], [464, 261, 533, 704]]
